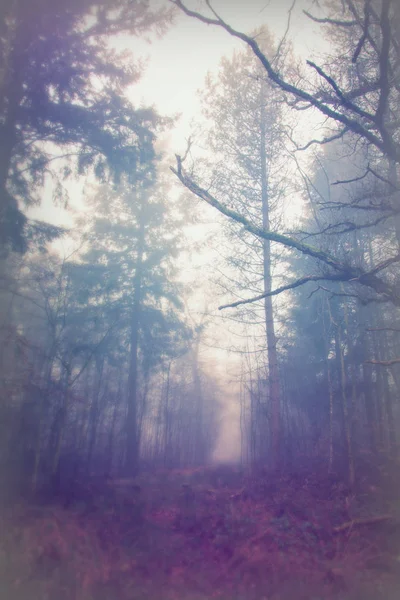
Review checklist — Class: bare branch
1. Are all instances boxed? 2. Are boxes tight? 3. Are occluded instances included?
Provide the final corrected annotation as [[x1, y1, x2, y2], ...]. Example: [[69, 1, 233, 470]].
[[172, 156, 347, 271], [171, 156, 400, 306], [332, 169, 370, 185], [375, 0, 391, 125], [368, 165, 400, 189], [218, 275, 346, 310], [306, 61, 374, 122], [352, 0, 371, 63], [295, 128, 348, 152], [170, 0, 400, 162], [333, 515, 393, 533], [303, 10, 357, 27], [367, 327, 400, 333], [365, 359, 400, 366], [273, 0, 296, 64]]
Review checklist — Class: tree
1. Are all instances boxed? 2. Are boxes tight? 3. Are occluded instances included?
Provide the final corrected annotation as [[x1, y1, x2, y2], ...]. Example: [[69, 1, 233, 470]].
[[73, 171, 190, 475], [0, 0, 172, 254], [196, 28, 290, 464], [170, 0, 400, 307]]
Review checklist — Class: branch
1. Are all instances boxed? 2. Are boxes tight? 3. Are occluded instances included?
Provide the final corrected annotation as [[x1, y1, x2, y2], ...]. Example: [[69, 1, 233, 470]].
[[303, 10, 357, 27], [295, 128, 348, 152], [172, 155, 347, 271], [365, 359, 400, 366], [170, 0, 400, 162], [375, 0, 391, 125], [352, 0, 371, 63], [367, 327, 400, 333], [218, 275, 346, 310], [332, 169, 370, 186], [333, 515, 393, 533], [366, 253, 400, 276], [306, 61, 374, 122], [273, 0, 296, 65], [368, 165, 400, 189], [171, 156, 400, 306]]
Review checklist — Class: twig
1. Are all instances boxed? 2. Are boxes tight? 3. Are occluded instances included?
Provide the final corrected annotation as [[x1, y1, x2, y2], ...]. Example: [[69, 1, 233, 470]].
[[333, 515, 393, 533]]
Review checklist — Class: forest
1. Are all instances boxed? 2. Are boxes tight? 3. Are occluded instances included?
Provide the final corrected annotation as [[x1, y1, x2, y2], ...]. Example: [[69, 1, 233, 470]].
[[0, 0, 400, 599]]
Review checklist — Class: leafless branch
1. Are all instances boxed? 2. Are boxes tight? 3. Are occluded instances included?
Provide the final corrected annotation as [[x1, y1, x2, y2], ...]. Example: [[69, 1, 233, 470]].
[[295, 128, 348, 152], [273, 0, 296, 65], [306, 61, 374, 122], [303, 10, 357, 27], [170, 0, 400, 162], [352, 0, 371, 63], [367, 327, 400, 333], [367, 253, 400, 275], [171, 155, 400, 305], [365, 359, 400, 366], [368, 165, 399, 190], [375, 0, 391, 125], [332, 169, 370, 185], [218, 275, 346, 310]]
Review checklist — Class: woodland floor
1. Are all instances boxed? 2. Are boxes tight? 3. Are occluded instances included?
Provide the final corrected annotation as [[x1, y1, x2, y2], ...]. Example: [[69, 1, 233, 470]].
[[1, 462, 400, 600]]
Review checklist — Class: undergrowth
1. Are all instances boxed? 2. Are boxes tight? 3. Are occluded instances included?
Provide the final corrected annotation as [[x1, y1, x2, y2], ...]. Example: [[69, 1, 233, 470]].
[[1, 463, 400, 600]]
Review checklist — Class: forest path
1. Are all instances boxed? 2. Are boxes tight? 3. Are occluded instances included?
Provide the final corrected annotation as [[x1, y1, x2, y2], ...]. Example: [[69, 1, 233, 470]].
[[1, 465, 400, 600]]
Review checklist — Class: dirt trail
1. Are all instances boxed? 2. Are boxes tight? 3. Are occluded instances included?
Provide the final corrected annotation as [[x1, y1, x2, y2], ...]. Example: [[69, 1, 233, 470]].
[[1, 465, 400, 600]]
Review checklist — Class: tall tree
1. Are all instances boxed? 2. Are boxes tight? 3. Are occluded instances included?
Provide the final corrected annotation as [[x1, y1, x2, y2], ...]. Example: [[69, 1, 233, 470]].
[[171, 0, 400, 307], [198, 28, 289, 465], [74, 172, 190, 475], [0, 0, 172, 254]]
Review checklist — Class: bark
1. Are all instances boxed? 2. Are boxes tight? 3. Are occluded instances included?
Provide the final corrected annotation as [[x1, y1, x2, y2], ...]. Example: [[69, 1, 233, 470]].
[[106, 373, 122, 476], [260, 81, 280, 467], [163, 362, 172, 468], [86, 357, 104, 476], [192, 338, 204, 466], [0, 17, 25, 251], [337, 325, 355, 487], [125, 197, 145, 476], [323, 297, 334, 473], [50, 364, 71, 492]]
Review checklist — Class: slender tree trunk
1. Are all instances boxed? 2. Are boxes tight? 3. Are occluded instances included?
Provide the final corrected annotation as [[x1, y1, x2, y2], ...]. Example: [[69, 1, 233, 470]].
[[358, 304, 377, 453], [192, 338, 204, 466], [86, 357, 104, 476], [163, 362, 171, 467], [336, 325, 355, 487], [0, 22, 25, 252], [375, 327, 397, 456], [106, 373, 122, 476], [342, 289, 358, 463], [50, 364, 72, 492], [126, 196, 145, 476], [260, 81, 280, 468], [324, 297, 334, 473]]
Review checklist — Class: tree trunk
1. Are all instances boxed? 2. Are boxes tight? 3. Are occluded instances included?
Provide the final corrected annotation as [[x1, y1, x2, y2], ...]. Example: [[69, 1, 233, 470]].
[[0, 20, 25, 253], [338, 325, 355, 486], [86, 357, 104, 476], [192, 338, 204, 466], [260, 81, 280, 467], [125, 196, 145, 476], [323, 297, 334, 472], [163, 362, 172, 467]]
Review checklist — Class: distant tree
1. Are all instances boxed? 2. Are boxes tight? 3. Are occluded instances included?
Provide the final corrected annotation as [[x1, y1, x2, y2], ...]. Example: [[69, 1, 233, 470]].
[[72, 171, 191, 475]]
